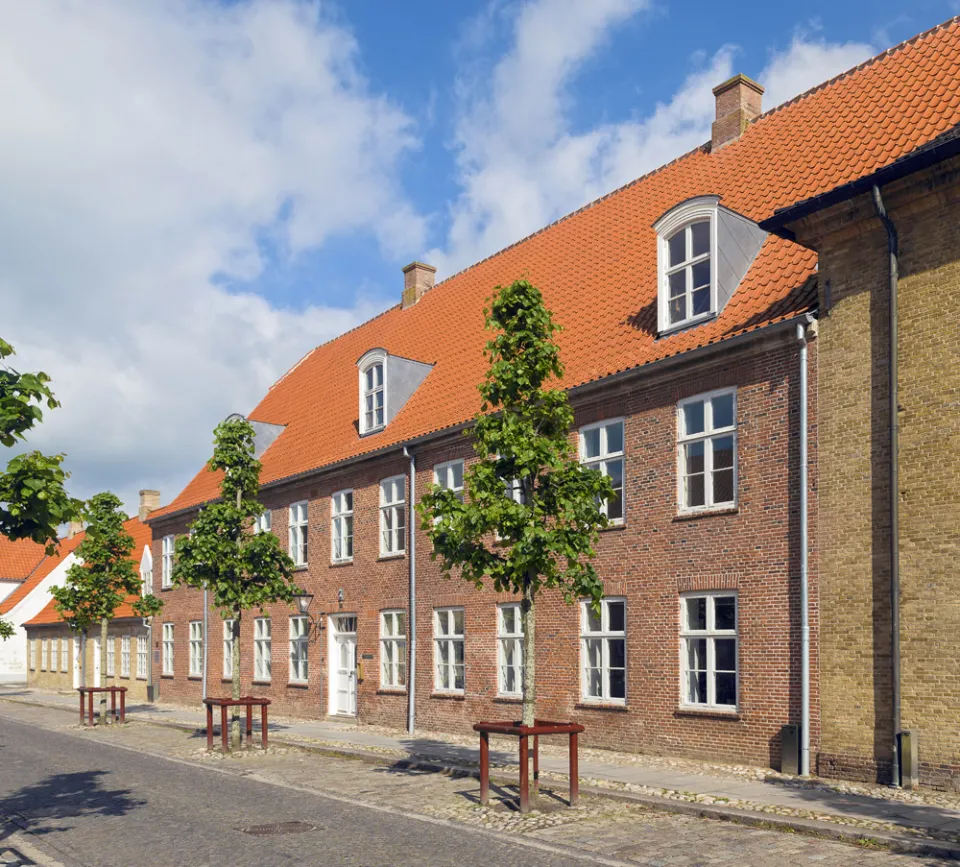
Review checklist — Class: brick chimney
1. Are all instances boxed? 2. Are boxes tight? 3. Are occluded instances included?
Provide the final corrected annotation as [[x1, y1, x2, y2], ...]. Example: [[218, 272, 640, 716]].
[[401, 261, 436, 309], [138, 489, 161, 521], [66, 520, 83, 539], [711, 74, 763, 151]]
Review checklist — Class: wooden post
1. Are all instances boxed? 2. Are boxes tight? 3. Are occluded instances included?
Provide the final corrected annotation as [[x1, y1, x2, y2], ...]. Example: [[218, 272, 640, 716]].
[[221, 704, 228, 752], [246, 704, 253, 746], [78, 690, 85, 725], [532, 734, 540, 795], [479, 731, 490, 806], [88, 690, 94, 726], [206, 703, 213, 750], [110, 689, 117, 722], [569, 731, 579, 807], [119, 689, 126, 723], [260, 703, 268, 750], [519, 733, 530, 814]]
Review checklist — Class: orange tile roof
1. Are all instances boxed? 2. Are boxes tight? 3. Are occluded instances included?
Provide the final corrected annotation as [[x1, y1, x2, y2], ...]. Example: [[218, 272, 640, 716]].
[[153, 17, 960, 520], [0, 534, 82, 616], [11, 518, 152, 625], [0, 536, 46, 582]]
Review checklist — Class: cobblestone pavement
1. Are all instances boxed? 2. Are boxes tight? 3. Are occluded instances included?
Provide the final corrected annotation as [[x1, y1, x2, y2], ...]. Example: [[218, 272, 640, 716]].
[[0, 700, 953, 866]]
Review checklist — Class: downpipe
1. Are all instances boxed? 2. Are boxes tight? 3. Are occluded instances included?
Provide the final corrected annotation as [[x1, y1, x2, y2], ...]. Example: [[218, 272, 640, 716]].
[[796, 320, 811, 777], [403, 446, 417, 735]]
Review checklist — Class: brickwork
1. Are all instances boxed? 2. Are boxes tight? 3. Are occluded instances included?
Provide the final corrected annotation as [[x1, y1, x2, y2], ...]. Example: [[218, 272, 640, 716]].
[[149, 330, 818, 770], [789, 155, 960, 789]]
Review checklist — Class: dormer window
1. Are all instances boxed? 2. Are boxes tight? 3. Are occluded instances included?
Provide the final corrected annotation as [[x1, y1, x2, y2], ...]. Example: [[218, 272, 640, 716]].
[[666, 220, 712, 326], [358, 348, 388, 435]]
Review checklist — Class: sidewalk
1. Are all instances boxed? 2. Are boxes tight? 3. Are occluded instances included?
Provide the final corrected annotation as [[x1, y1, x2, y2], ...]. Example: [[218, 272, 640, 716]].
[[4, 684, 960, 855]]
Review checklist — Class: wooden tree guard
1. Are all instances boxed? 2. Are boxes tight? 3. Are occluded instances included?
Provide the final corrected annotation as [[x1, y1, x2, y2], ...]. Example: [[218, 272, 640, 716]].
[[77, 686, 127, 726], [203, 697, 271, 752], [473, 719, 584, 813]]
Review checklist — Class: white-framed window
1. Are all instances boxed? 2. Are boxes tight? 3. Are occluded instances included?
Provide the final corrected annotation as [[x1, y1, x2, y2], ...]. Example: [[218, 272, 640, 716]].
[[677, 389, 737, 512], [380, 476, 406, 557], [61, 637, 69, 672], [579, 419, 625, 523], [433, 607, 464, 693], [254, 617, 271, 681], [140, 545, 153, 596], [50, 637, 59, 673], [161, 534, 175, 588], [289, 616, 309, 683], [162, 623, 174, 675], [189, 621, 203, 677], [120, 636, 131, 678], [254, 510, 272, 534], [288, 501, 309, 566], [40, 638, 48, 671], [137, 635, 148, 679], [29, 639, 36, 671], [581, 598, 626, 704], [359, 351, 387, 435], [223, 620, 235, 679], [331, 490, 354, 563], [434, 460, 465, 502], [380, 610, 406, 689], [497, 604, 523, 697], [106, 637, 116, 677], [681, 592, 738, 710]]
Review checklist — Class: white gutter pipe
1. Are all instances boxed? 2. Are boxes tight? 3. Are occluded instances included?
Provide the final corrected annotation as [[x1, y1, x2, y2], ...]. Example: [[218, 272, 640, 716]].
[[403, 446, 417, 734], [202, 586, 209, 700], [797, 320, 810, 776]]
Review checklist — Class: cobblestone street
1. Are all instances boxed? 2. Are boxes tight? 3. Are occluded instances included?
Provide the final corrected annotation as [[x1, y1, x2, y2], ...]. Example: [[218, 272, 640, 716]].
[[0, 699, 954, 866]]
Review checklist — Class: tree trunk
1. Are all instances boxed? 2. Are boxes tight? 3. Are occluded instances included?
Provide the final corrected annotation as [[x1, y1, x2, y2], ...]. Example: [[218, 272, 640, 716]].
[[99, 617, 108, 724], [520, 572, 536, 728], [231, 612, 241, 749]]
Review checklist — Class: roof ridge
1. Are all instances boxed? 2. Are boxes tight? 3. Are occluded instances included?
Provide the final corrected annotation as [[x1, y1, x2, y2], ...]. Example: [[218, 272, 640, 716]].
[[754, 15, 960, 125]]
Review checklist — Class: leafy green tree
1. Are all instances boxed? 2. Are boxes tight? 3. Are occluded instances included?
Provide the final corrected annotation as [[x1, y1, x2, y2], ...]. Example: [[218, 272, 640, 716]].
[[172, 418, 301, 748], [51, 492, 163, 722], [1, 337, 83, 639], [419, 279, 614, 727]]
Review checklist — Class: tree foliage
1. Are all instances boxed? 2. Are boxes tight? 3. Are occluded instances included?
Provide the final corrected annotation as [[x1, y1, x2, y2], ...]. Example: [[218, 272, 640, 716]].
[[419, 279, 613, 726]]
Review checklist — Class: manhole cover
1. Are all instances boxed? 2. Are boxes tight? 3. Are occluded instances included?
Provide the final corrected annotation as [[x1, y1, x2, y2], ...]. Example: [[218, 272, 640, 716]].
[[238, 821, 317, 837]]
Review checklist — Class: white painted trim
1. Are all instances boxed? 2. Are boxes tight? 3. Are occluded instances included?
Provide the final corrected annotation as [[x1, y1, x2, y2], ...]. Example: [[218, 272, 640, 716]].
[[357, 348, 388, 435], [678, 590, 739, 712], [676, 387, 738, 515]]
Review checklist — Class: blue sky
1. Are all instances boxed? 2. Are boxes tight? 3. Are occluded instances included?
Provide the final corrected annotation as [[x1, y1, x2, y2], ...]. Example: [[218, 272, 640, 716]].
[[0, 0, 955, 514]]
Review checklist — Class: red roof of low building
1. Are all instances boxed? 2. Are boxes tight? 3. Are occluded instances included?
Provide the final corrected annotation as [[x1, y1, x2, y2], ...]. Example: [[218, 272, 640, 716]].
[[0, 534, 83, 616], [18, 518, 152, 626], [152, 17, 960, 520], [0, 536, 47, 582]]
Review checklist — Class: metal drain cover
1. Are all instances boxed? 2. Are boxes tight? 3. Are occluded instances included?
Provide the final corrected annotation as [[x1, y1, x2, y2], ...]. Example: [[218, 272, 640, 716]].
[[239, 821, 317, 837]]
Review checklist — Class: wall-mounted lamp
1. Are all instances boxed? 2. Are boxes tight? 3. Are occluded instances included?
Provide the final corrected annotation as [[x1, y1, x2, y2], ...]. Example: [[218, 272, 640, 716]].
[[293, 592, 325, 639], [337, 588, 344, 607]]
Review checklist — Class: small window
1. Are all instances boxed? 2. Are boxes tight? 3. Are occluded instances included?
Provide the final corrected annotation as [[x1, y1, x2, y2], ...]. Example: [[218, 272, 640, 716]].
[[580, 598, 626, 704], [580, 419, 625, 523], [288, 501, 309, 566], [289, 616, 309, 683], [254, 617, 271, 681], [29, 639, 36, 671], [120, 636, 131, 678], [680, 593, 738, 710], [189, 621, 203, 677], [161, 535, 175, 588], [380, 610, 406, 689], [51, 638, 59, 673], [162, 624, 174, 675], [331, 490, 354, 563], [434, 460, 465, 503], [498, 604, 523, 697], [361, 361, 385, 433], [137, 635, 148, 679], [41, 638, 48, 671], [380, 476, 406, 557], [106, 637, 116, 677], [254, 510, 272, 534], [677, 389, 737, 512], [61, 637, 70, 673], [434, 608, 464, 693], [665, 220, 712, 327], [222, 620, 235, 679]]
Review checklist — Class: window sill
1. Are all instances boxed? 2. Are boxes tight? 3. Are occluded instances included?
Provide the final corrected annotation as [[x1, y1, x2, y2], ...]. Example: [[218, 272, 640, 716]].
[[252, 680, 272, 686], [377, 688, 407, 696], [221, 677, 234, 683], [160, 585, 173, 592], [431, 691, 465, 701], [292, 564, 309, 572], [378, 553, 406, 562], [575, 701, 628, 712], [287, 681, 309, 689], [675, 706, 740, 720], [161, 674, 174, 679], [188, 675, 202, 681], [674, 505, 738, 522], [136, 676, 147, 681], [330, 559, 354, 568], [494, 695, 522, 704], [599, 521, 626, 532], [658, 311, 716, 338]]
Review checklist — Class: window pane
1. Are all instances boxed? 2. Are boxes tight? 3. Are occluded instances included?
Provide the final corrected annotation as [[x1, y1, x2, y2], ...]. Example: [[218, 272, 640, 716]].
[[715, 638, 736, 672], [582, 427, 601, 459], [584, 638, 602, 668], [687, 637, 707, 670], [688, 671, 707, 704], [668, 230, 686, 267], [608, 638, 625, 668], [685, 597, 706, 631], [453, 609, 464, 635], [715, 672, 737, 706], [692, 259, 710, 290], [684, 440, 704, 474], [586, 667, 602, 697], [713, 467, 734, 504], [691, 285, 710, 316], [584, 605, 601, 634], [606, 422, 624, 455], [437, 612, 449, 636], [668, 269, 685, 299], [683, 401, 705, 436], [607, 601, 625, 633], [712, 393, 734, 429], [714, 597, 736, 631], [609, 668, 626, 700], [691, 220, 710, 258], [669, 294, 685, 325], [451, 461, 463, 489]]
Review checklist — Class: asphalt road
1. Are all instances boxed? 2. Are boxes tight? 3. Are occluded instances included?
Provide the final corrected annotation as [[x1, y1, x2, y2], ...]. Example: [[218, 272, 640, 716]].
[[0, 717, 611, 867]]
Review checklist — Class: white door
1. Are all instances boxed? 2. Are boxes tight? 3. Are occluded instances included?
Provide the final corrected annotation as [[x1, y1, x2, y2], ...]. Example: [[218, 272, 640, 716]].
[[328, 615, 357, 716]]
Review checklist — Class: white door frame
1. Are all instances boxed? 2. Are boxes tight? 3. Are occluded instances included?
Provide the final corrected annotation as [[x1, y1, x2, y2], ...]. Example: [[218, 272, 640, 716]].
[[327, 614, 358, 717], [72, 636, 82, 689]]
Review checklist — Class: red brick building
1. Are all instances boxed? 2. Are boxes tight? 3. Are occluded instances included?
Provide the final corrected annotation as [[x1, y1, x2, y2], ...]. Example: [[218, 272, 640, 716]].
[[147, 19, 960, 775]]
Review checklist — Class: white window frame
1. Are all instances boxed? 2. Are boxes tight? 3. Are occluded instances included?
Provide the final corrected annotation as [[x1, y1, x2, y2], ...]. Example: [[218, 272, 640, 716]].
[[679, 591, 738, 711], [41, 638, 48, 671], [578, 419, 625, 524], [29, 639, 36, 671], [106, 637, 116, 677], [331, 490, 354, 563], [677, 388, 738, 514], [61, 636, 70, 672], [379, 476, 406, 557], [50, 637, 59, 673], [223, 620, 235, 679], [140, 545, 153, 596], [580, 598, 627, 704], [120, 635, 131, 678], [433, 607, 465, 694], [380, 610, 407, 690], [254, 510, 272, 534], [358, 349, 388, 435], [189, 621, 203, 677], [288, 500, 309, 567], [162, 623, 174, 675], [137, 635, 148, 679], [433, 460, 465, 503], [289, 616, 309, 683], [497, 603, 523, 697], [161, 534, 175, 588], [254, 617, 271, 682], [654, 196, 719, 333]]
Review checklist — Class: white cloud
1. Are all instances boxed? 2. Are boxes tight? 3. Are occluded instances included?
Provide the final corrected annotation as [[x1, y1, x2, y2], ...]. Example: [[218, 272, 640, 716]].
[[430, 0, 875, 275], [0, 0, 423, 513]]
